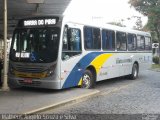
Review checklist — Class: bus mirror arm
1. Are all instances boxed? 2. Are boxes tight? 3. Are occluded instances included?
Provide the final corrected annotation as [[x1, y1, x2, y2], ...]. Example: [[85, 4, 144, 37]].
[[65, 24, 69, 29]]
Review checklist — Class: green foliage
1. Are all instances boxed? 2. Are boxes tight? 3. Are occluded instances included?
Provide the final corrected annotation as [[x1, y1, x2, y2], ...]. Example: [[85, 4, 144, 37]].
[[153, 56, 159, 64], [129, 0, 160, 16], [129, 0, 160, 42], [152, 64, 160, 69], [133, 17, 143, 30]]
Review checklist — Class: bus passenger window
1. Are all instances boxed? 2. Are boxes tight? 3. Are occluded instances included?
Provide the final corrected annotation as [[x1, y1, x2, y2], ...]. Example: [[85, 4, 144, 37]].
[[84, 26, 101, 50], [102, 29, 115, 50], [145, 37, 151, 50], [84, 27, 93, 49], [93, 28, 101, 49], [116, 32, 127, 51], [128, 34, 137, 51], [137, 35, 145, 50], [62, 26, 82, 60]]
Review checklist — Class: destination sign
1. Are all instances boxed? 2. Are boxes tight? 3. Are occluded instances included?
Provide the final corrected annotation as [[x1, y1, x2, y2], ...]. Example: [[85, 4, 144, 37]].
[[24, 18, 57, 26]]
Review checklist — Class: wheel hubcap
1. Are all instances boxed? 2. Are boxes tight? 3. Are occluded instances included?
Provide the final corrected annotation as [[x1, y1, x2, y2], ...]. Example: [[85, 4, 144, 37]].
[[134, 67, 137, 77], [82, 74, 90, 88]]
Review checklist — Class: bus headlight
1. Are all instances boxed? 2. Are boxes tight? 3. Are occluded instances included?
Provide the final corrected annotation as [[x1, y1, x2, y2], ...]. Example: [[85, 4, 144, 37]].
[[46, 64, 56, 77]]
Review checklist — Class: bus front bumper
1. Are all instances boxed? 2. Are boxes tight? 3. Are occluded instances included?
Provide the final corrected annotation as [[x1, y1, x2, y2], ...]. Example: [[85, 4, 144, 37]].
[[8, 76, 61, 89]]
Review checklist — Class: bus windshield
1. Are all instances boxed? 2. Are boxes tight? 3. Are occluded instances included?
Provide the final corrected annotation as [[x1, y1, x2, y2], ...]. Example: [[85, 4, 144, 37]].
[[10, 27, 60, 63]]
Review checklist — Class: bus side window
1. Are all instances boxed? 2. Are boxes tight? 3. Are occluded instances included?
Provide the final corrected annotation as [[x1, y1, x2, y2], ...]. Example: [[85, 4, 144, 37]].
[[137, 35, 145, 51], [84, 26, 101, 50], [116, 32, 127, 51], [102, 29, 115, 51], [128, 33, 137, 51], [145, 37, 151, 50], [93, 28, 101, 49], [62, 26, 82, 60], [84, 27, 93, 49]]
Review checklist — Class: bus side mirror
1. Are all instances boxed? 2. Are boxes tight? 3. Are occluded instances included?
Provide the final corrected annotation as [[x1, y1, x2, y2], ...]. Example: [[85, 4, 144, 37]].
[[65, 24, 69, 29], [64, 24, 71, 39]]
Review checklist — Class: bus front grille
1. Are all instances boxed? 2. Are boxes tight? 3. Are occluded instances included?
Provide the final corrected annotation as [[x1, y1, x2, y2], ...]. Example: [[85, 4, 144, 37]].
[[14, 64, 46, 73]]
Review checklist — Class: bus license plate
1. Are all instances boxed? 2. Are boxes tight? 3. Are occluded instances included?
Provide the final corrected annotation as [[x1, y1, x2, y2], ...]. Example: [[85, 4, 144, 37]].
[[24, 78, 32, 84]]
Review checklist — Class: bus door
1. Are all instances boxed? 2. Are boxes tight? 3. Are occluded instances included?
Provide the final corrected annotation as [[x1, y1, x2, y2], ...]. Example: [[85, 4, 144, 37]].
[[61, 25, 82, 88]]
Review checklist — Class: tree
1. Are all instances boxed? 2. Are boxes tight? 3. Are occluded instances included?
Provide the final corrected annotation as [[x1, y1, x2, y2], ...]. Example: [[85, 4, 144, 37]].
[[133, 16, 143, 30], [129, 0, 160, 42]]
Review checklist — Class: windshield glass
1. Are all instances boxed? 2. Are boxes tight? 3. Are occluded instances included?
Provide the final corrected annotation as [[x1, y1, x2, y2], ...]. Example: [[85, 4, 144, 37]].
[[10, 27, 60, 63]]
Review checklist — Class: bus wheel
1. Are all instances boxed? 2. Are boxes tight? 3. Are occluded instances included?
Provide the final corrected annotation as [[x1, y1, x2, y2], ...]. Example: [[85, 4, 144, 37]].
[[129, 63, 139, 80], [81, 70, 95, 89]]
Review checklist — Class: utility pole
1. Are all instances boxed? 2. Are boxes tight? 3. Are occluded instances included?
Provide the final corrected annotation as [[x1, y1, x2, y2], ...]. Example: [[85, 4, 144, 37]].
[[2, 0, 9, 91]]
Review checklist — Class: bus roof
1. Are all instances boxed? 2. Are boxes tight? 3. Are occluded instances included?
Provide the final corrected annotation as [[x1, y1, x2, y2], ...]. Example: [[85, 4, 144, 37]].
[[63, 16, 151, 37]]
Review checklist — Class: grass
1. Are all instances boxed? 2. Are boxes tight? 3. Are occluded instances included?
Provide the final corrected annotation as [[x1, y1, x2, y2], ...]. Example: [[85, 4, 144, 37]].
[[152, 64, 160, 69]]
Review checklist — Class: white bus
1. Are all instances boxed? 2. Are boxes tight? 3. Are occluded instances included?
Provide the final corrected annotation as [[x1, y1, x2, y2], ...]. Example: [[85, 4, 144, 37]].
[[8, 16, 152, 89]]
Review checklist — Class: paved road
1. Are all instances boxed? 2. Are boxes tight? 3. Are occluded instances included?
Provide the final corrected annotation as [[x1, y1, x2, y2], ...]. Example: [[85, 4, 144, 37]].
[[0, 83, 98, 114], [41, 70, 160, 119]]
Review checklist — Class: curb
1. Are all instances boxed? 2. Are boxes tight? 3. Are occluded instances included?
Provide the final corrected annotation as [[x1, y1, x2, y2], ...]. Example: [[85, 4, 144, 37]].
[[22, 90, 100, 115]]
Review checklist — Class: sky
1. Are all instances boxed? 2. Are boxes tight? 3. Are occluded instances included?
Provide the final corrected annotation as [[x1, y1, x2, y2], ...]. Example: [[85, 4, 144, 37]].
[[64, 0, 148, 28]]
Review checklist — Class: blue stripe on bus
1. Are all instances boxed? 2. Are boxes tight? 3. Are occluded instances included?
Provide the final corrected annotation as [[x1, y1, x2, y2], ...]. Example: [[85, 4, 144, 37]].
[[62, 52, 102, 89]]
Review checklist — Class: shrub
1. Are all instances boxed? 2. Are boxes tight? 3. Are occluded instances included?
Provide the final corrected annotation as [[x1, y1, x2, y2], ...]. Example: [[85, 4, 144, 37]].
[[153, 56, 160, 64]]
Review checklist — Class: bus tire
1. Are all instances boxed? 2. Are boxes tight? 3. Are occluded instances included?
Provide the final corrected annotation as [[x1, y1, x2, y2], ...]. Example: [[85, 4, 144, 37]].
[[129, 63, 139, 80], [81, 69, 95, 89]]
